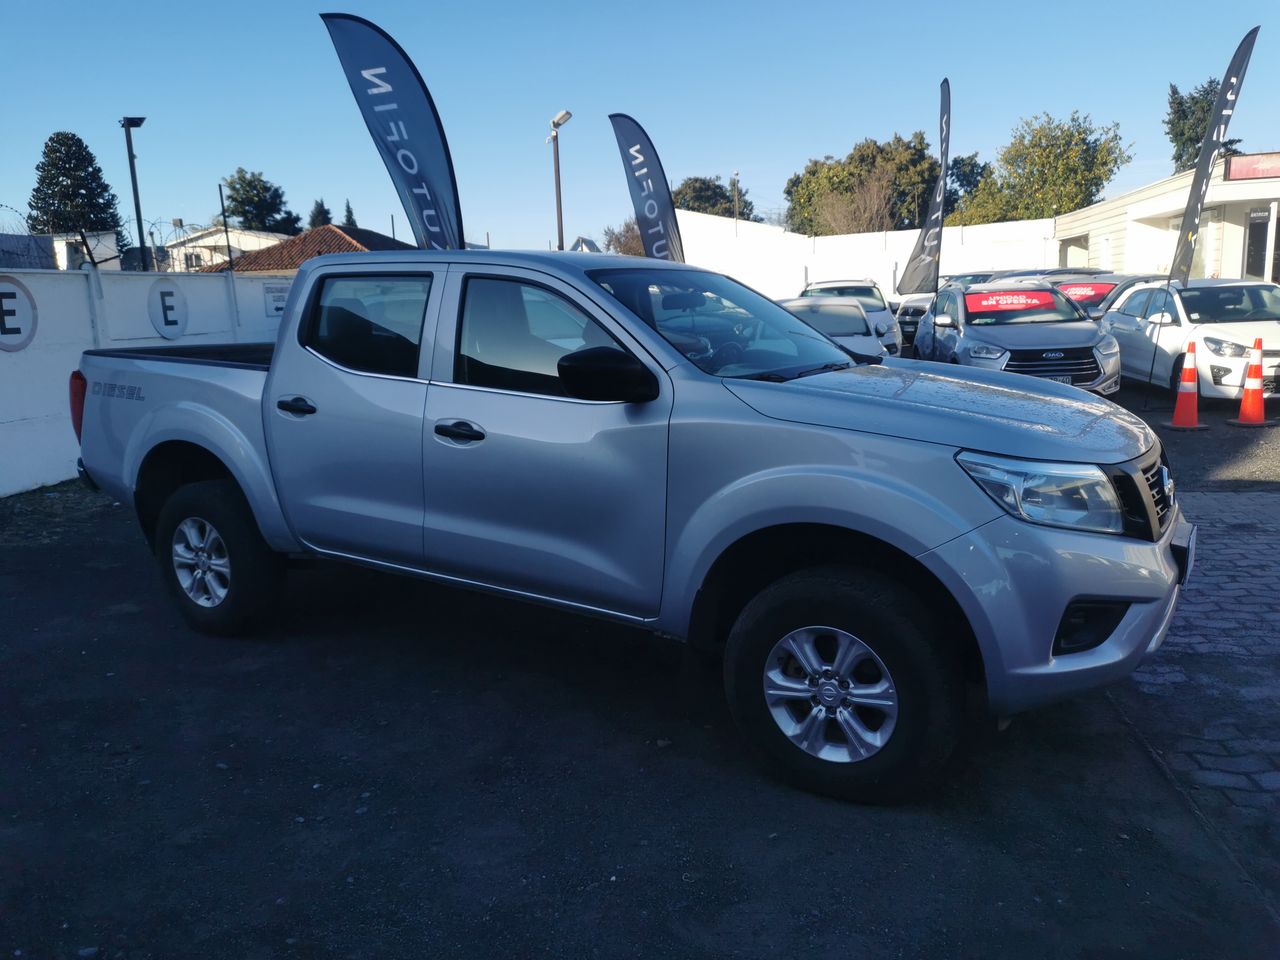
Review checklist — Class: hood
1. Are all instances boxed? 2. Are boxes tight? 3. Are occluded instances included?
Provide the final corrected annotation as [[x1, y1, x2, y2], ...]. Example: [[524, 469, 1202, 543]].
[[963, 319, 1102, 350], [833, 333, 887, 356], [724, 359, 1153, 464], [1189, 318, 1280, 348]]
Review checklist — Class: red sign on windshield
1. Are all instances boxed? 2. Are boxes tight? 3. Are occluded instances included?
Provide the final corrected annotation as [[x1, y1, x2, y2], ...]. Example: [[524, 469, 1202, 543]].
[[1057, 282, 1116, 303], [964, 290, 1055, 312]]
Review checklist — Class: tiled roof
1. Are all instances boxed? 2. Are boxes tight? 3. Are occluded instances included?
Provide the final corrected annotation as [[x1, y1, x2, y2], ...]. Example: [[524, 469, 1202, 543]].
[[199, 224, 414, 272]]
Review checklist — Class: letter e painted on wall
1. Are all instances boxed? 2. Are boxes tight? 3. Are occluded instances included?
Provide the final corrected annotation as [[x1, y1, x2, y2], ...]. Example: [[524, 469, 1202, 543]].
[[0, 276, 38, 352]]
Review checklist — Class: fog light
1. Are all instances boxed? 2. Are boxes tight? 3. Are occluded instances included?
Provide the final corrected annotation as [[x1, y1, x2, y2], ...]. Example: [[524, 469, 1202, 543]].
[[1053, 599, 1130, 655], [1210, 365, 1230, 385]]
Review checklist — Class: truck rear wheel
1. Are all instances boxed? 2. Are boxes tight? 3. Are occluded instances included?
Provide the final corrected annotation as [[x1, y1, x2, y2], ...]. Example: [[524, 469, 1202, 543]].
[[723, 565, 963, 803], [154, 480, 281, 636]]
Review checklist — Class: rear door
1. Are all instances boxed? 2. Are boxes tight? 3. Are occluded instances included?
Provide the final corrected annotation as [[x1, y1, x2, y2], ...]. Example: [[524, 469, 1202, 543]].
[[266, 267, 443, 564], [419, 266, 672, 618]]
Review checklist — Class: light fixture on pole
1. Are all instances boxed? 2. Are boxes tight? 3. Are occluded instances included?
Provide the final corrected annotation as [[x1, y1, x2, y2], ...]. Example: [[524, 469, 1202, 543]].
[[548, 109, 572, 251], [732, 169, 740, 224], [120, 117, 149, 271]]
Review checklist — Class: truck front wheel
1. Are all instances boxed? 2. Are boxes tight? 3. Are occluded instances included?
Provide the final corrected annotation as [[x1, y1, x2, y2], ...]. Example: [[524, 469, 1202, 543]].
[[723, 565, 963, 803], [154, 480, 281, 636]]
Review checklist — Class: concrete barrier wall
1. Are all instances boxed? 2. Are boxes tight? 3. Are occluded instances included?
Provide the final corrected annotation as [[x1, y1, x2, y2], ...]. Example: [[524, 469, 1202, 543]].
[[0, 268, 290, 498], [677, 210, 1060, 299]]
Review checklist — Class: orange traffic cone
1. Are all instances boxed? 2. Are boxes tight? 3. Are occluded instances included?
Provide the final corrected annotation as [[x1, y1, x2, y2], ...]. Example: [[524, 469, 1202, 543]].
[[1227, 337, 1278, 428], [1164, 341, 1209, 431]]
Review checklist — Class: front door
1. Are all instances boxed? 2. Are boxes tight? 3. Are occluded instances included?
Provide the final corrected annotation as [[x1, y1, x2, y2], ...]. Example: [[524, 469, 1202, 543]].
[[420, 267, 671, 619], [266, 269, 442, 565], [1106, 288, 1152, 378]]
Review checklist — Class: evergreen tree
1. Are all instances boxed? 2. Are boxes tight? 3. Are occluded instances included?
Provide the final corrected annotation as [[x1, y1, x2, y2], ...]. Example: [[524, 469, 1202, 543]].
[[308, 198, 333, 228], [26, 132, 124, 237], [1165, 78, 1242, 173], [342, 200, 357, 228], [221, 168, 302, 234]]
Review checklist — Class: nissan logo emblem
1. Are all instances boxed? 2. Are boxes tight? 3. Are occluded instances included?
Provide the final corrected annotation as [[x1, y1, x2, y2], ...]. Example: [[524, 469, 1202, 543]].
[[1043, 351, 1065, 359]]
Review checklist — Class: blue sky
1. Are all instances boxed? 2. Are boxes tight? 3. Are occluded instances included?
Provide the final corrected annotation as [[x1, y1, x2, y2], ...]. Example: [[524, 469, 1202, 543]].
[[0, 0, 1274, 249]]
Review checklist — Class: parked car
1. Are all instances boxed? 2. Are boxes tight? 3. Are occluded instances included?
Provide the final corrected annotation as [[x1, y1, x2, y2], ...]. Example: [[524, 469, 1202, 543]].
[[798, 279, 902, 355], [914, 281, 1122, 395], [1101, 278, 1280, 397], [940, 272, 996, 286], [894, 294, 933, 349], [991, 267, 1109, 279], [71, 250, 1192, 803], [1090, 274, 1166, 319], [777, 297, 887, 357]]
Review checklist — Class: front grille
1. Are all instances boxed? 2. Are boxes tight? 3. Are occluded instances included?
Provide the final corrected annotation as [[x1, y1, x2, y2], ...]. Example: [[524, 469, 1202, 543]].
[[1004, 346, 1101, 384], [1263, 348, 1280, 359], [1142, 458, 1172, 530], [1109, 445, 1174, 541]]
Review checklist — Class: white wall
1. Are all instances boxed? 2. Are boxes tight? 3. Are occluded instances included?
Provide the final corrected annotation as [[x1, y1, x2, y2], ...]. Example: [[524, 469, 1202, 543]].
[[677, 210, 1059, 299], [0, 268, 290, 497]]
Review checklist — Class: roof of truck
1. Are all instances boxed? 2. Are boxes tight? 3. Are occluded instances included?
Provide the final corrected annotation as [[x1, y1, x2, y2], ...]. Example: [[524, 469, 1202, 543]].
[[301, 248, 705, 275]]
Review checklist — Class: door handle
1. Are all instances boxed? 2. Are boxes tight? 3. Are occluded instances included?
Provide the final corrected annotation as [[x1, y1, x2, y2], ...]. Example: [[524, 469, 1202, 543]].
[[434, 420, 485, 443], [277, 396, 317, 416]]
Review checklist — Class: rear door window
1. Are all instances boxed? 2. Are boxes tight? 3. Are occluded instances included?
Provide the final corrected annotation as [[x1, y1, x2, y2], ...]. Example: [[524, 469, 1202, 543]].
[[304, 275, 432, 378]]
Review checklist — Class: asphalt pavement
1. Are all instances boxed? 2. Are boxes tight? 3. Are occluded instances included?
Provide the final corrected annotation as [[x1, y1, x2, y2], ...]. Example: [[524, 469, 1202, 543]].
[[2, 384, 1279, 958]]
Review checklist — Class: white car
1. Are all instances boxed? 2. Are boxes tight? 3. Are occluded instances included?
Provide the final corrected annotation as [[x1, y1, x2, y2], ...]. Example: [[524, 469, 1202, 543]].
[[1101, 279, 1280, 397], [777, 297, 889, 357], [799, 279, 902, 355]]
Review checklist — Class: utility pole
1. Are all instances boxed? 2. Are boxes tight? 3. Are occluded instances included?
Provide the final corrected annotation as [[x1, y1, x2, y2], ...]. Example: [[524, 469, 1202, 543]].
[[120, 117, 150, 270], [549, 110, 572, 251]]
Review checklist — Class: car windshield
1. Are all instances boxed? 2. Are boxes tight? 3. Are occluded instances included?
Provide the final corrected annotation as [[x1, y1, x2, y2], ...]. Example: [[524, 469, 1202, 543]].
[[780, 301, 871, 337], [963, 289, 1082, 325], [803, 285, 887, 311], [1178, 284, 1280, 323], [1055, 281, 1117, 307], [588, 268, 853, 380]]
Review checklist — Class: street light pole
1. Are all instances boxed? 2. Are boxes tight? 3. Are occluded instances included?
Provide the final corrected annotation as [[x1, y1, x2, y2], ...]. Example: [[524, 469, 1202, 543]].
[[120, 117, 149, 271], [549, 110, 572, 251]]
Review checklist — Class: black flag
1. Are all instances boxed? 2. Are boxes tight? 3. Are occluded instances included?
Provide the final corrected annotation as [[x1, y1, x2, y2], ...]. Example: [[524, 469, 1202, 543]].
[[322, 13, 464, 250], [1169, 27, 1259, 284], [897, 79, 950, 296], [608, 114, 685, 262]]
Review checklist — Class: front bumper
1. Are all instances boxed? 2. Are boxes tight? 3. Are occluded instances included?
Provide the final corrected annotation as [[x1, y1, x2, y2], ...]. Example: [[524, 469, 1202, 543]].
[[965, 349, 1121, 395], [918, 503, 1193, 715], [1198, 353, 1280, 399]]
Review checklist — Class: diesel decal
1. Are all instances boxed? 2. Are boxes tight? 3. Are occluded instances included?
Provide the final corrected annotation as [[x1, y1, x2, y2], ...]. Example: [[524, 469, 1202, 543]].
[[92, 381, 147, 401]]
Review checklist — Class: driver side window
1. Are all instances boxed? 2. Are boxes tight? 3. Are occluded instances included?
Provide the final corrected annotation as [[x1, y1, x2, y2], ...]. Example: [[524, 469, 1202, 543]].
[[1119, 290, 1152, 318]]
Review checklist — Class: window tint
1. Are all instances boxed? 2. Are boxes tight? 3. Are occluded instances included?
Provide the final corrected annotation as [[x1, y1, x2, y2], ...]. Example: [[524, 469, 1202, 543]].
[[1144, 290, 1173, 322], [1118, 289, 1152, 318], [306, 275, 431, 377], [456, 277, 618, 397]]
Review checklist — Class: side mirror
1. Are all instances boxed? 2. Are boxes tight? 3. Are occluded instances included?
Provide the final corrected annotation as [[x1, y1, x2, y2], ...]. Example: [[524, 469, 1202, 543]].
[[1151, 312, 1175, 326], [874, 321, 889, 337], [934, 313, 956, 328], [558, 346, 659, 403], [1088, 307, 1104, 321]]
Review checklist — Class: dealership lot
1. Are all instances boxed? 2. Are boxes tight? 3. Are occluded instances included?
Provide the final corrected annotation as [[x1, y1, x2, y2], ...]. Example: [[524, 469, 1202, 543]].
[[2, 391, 1278, 958]]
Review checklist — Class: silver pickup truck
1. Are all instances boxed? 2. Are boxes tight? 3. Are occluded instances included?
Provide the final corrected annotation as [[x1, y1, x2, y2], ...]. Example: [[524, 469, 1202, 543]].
[[72, 251, 1195, 802]]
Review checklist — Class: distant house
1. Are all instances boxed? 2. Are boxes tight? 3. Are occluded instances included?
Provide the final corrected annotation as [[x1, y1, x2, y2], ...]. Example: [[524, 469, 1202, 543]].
[[569, 236, 601, 253], [165, 226, 290, 273], [198, 224, 415, 274]]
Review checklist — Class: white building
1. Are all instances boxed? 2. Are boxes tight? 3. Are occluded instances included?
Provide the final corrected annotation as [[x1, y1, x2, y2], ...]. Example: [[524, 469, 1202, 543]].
[[162, 226, 289, 272], [49, 231, 120, 270], [1053, 152, 1280, 281]]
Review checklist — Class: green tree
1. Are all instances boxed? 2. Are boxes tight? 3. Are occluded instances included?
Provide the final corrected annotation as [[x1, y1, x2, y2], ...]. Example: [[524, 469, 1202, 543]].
[[784, 132, 940, 235], [342, 199, 357, 228], [946, 152, 992, 209], [672, 175, 759, 220], [1165, 78, 1242, 173], [602, 217, 643, 256], [220, 168, 302, 234], [308, 198, 333, 228], [26, 132, 124, 239], [949, 112, 1131, 225]]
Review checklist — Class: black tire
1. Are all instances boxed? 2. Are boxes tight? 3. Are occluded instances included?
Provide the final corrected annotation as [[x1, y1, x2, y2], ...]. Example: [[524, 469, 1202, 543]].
[[1169, 353, 1198, 396], [723, 565, 964, 803], [154, 479, 282, 636]]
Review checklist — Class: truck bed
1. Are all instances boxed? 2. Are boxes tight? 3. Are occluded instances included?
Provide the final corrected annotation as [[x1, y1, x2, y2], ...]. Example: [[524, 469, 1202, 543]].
[[82, 342, 275, 370]]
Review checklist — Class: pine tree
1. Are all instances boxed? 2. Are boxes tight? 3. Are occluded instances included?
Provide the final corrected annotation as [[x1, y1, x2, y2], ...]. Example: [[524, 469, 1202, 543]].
[[342, 200, 357, 229], [221, 168, 302, 235], [26, 132, 124, 236], [308, 198, 333, 228]]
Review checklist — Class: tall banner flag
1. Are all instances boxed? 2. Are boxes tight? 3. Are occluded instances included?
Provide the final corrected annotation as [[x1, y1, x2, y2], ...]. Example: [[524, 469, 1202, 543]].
[[321, 13, 464, 250], [1169, 26, 1259, 285], [897, 79, 950, 295], [608, 114, 685, 262]]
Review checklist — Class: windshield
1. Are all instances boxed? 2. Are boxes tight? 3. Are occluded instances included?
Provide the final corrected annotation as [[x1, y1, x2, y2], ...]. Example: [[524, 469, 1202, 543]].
[[780, 301, 871, 337], [588, 268, 852, 380], [963, 289, 1083, 325], [1055, 281, 1116, 307], [1178, 284, 1280, 323], [802, 285, 887, 311]]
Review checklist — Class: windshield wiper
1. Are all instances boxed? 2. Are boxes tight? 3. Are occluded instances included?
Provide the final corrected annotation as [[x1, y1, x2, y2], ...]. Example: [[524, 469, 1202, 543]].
[[742, 371, 789, 382], [795, 361, 853, 378]]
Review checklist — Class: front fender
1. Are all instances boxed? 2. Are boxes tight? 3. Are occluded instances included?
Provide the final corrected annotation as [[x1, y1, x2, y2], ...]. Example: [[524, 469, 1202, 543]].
[[125, 401, 298, 552]]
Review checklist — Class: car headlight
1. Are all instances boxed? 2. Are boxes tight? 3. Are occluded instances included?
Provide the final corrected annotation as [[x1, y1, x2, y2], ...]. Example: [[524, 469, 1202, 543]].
[[1095, 335, 1120, 357], [968, 341, 1007, 360], [1202, 336, 1248, 358], [956, 451, 1124, 534]]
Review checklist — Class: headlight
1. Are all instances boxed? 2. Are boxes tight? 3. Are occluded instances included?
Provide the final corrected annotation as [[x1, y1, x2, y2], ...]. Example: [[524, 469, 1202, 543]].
[[968, 341, 1007, 360], [957, 451, 1124, 535], [1095, 335, 1120, 357], [1202, 336, 1248, 358]]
